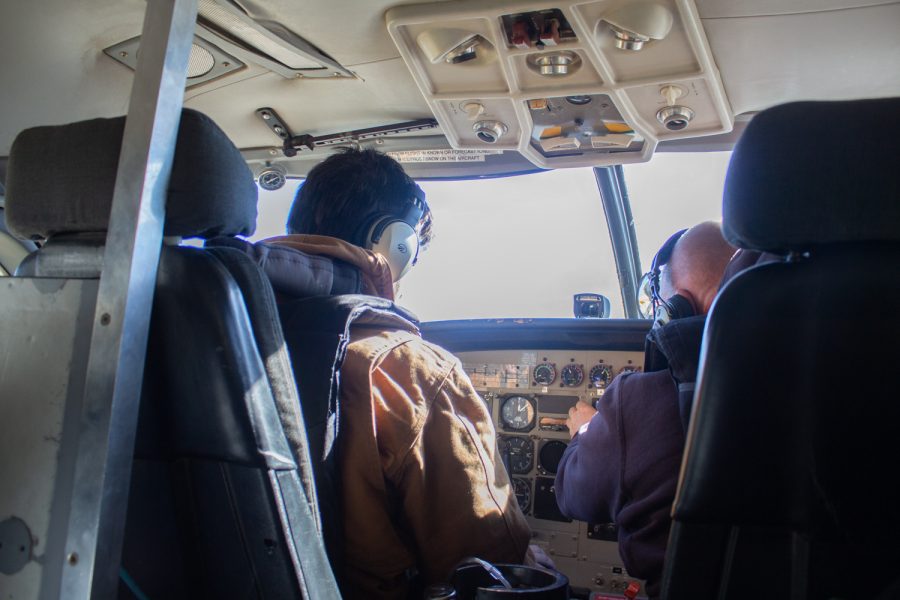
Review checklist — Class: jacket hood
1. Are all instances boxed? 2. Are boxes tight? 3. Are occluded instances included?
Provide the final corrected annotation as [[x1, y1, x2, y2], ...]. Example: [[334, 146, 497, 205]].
[[646, 315, 706, 384], [264, 234, 395, 301]]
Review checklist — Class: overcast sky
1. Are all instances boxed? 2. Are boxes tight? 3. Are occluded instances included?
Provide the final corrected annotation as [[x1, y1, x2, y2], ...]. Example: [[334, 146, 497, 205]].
[[252, 151, 732, 321]]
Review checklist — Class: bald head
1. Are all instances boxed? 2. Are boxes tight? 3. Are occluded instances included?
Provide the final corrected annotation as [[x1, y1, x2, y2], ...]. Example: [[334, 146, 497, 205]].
[[660, 221, 736, 315]]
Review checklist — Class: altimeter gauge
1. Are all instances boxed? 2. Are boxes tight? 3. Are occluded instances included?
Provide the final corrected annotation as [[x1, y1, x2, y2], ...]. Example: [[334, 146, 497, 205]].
[[500, 395, 536, 431]]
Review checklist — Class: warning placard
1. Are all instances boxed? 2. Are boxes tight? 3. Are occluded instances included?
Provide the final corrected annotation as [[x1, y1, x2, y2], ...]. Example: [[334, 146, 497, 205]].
[[388, 149, 502, 163]]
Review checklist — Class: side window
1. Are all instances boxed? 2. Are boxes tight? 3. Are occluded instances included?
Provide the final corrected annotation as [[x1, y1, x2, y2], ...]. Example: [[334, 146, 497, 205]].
[[252, 181, 303, 241]]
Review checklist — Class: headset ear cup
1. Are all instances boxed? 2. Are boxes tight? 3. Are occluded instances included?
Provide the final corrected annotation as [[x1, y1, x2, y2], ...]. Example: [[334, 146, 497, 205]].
[[652, 293, 695, 328], [666, 294, 695, 321], [369, 220, 419, 282]]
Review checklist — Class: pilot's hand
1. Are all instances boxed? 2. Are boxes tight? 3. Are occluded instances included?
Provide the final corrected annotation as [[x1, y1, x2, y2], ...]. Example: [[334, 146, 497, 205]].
[[567, 402, 597, 439]]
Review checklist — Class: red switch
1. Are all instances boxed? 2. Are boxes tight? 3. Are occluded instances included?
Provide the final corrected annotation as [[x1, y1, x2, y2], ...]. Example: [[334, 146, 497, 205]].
[[539, 19, 561, 46], [623, 581, 641, 599], [511, 20, 532, 49]]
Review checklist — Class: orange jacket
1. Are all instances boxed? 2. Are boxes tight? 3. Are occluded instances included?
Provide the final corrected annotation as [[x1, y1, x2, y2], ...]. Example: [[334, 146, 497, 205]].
[[266, 235, 531, 598]]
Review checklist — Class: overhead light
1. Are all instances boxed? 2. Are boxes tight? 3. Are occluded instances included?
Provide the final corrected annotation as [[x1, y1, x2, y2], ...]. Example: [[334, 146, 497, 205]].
[[196, 0, 351, 76], [416, 29, 492, 64], [656, 84, 694, 130], [473, 120, 508, 144], [656, 105, 694, 130], [600, 4, 673, 51], [103, 36, 243, 87], [526, 51, 581, 77], [444, 35, 481, 64]]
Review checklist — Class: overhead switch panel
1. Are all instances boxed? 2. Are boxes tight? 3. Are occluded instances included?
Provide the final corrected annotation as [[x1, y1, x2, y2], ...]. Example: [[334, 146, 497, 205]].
[[386, 0, 732, 169]]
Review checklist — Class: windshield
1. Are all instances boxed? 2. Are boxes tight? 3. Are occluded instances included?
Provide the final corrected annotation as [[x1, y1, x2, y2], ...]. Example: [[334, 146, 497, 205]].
[[625, 152, 732, 273], [251, 152, 732, 322], [252, 169, 622, 321], [402, 169, 620, 320]]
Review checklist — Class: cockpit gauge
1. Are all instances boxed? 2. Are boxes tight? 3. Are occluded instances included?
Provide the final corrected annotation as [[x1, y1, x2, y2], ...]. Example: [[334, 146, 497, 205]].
[[500, 395, 536, 431], [589, 365, 613, 389], [500, 436, 535, 474], [512, 477, 532, 513], [538, 440, 568, 475], [560, 364, 584, 387], [532, 363, 557, 386], [619, 366, 641, 376]]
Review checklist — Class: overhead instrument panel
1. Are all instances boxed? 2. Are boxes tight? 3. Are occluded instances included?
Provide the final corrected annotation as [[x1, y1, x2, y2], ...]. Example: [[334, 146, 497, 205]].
[[385, 0, 732, 169], [528, 94, 641, 157], [457, 348, 646, 597]]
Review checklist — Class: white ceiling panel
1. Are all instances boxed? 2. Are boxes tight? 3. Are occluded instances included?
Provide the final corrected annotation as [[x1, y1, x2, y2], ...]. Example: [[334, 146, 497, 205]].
[[184, 57, 431, 149], [697, 0, 898, 18], [704, 2, 900, 114]]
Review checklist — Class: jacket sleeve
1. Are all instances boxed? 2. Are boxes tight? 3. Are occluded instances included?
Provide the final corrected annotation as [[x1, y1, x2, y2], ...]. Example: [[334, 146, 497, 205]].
[[374, 342, 531, 585], [554, 378, 626, 524]]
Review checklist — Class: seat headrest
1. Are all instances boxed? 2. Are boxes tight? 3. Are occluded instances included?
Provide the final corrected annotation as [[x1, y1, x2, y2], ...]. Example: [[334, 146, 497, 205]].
[[206, 236, 363, 299], [5, 109, 257, 240], [723, 98, 900, 253]]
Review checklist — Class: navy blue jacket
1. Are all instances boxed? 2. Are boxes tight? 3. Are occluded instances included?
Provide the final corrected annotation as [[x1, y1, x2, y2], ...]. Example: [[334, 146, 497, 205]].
[[555, 370, 684, 597]]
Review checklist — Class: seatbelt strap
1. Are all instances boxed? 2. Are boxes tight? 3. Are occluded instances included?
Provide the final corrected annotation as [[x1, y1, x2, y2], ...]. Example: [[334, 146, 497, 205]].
[[676, 381, 695, 434]]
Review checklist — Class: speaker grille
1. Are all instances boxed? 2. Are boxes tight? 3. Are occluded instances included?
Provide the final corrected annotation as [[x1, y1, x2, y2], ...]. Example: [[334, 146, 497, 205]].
[[187, 44, 216, 78]]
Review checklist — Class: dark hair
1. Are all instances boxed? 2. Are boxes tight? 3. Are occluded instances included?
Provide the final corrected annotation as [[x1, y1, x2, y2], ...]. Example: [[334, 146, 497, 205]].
[[286, 148, 433, 248]]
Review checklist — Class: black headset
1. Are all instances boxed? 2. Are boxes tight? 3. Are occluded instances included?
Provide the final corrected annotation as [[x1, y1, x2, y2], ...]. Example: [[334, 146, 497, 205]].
[[362, 183, 428, 282], [648, 228, 694, 326]]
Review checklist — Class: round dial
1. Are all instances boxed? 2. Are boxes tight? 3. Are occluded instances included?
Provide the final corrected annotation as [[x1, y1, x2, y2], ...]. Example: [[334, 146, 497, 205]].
[[500, 396, 536, 431], [539, 440, 568, 475], [501, 436, 534, 474], [619, 366, 640, 376], [512, 477, 532, 513], [533, 363, 557, 386], [589, 364, 613, 389], [560, 364, 584, 387]]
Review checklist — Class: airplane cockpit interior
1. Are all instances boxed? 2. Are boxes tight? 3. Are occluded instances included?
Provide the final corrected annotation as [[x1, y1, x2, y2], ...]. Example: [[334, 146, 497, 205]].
[[1, 0, 899, 599]]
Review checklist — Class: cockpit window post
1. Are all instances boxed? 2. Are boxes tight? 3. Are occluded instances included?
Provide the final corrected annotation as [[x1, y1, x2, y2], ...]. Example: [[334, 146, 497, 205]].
[[58, 0, 198, 597], [594, 165, 642, 318]]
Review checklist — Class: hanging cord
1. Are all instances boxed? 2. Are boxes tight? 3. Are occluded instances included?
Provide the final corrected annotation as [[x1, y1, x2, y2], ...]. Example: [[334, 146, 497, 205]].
[[455, 557, 513, 589]]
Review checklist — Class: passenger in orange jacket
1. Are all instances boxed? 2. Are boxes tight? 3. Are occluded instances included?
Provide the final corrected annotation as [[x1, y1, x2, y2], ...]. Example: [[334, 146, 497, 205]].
[[267, 149, 531, 599]]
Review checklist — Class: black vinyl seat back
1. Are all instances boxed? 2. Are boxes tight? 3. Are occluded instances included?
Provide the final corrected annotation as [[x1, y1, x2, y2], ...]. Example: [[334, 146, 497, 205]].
[[204, 236, 369, 577], [128, 246, 328, 598], [206, 234, 422, 586], [4, 110, 337, 598], [663, 98, 900, 600]]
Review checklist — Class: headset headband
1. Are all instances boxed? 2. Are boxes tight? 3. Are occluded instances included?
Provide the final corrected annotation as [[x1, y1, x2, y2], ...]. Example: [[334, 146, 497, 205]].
[[649, 228, 688, 319]]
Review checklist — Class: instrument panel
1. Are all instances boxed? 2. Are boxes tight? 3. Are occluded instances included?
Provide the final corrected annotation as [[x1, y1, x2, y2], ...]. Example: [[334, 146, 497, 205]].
[[457, 348, 647, 598]]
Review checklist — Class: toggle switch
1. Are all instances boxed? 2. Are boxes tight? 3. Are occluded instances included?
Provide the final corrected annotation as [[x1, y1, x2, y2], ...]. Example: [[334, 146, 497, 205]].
[[462, 102, 485, 120]]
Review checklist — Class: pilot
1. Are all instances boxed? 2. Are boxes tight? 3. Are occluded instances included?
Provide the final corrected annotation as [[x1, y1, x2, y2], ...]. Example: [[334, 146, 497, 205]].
[[554, 222, 736, 598], [264, 148, 531, 598]]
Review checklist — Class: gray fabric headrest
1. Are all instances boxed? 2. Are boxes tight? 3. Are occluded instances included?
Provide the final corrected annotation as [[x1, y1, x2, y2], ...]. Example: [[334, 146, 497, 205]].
[[5, 109, 257, 240], [723, 98, 900, 253]]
